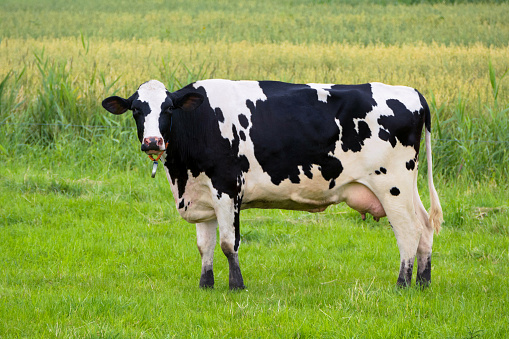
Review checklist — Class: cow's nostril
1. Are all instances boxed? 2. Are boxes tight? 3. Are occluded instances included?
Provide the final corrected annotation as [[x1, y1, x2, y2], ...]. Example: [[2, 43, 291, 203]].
[[141, 137, 164, 152]]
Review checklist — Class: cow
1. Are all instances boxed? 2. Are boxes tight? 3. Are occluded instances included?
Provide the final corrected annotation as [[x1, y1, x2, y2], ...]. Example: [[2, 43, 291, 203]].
[[102, 79, 443, 290]]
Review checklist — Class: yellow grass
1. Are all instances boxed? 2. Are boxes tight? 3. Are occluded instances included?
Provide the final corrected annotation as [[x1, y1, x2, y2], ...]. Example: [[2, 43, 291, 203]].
[[1, 38, 508, 112]]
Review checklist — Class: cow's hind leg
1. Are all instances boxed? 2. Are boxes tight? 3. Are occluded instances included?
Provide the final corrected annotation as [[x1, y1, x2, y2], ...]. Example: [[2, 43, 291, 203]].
[[414, 193, 434, 287], [392, 211, 422, 287], [416, 228, 433, 287], [196, 220, 218, 288], [370, 182, 423, 287]]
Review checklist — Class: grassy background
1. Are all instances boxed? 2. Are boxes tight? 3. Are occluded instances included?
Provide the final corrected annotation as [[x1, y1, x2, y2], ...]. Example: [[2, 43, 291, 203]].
[[1, 0, 509, 337], [1, 1, 508, 45]]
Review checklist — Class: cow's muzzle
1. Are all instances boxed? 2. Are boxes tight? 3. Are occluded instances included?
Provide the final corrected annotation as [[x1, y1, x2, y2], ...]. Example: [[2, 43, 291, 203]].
[[142, 137, 167, 179], [141, 136, 165, 154]]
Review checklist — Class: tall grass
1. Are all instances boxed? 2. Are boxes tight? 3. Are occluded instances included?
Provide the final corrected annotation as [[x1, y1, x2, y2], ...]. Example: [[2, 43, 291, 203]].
[[1, 38, 508, 181], [429, 61, 509, 180]]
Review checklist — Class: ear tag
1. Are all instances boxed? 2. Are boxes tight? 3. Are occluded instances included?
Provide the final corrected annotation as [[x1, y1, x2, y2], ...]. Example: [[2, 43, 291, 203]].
[[151, 161, 158, 178]]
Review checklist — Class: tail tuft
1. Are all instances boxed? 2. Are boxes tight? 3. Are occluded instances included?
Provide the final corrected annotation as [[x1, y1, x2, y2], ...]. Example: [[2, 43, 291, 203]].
[[429, 186, 443, 234], [425, 129, 443, 234]]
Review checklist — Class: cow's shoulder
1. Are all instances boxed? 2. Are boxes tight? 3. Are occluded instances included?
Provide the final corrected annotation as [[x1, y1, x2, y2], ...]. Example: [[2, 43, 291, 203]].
[[168, 80, 251, 201]]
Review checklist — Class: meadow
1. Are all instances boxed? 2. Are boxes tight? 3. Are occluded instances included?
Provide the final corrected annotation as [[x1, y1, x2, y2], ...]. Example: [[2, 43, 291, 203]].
[[1, 0, 509, 337]]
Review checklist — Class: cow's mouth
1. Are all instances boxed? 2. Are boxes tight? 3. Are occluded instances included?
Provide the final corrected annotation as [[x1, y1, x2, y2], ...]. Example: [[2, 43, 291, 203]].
[[145, 149, 164, 155]]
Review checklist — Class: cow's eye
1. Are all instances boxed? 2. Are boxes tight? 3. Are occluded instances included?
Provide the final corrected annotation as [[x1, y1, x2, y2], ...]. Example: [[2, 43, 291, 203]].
[[132, 108, 141, 117]]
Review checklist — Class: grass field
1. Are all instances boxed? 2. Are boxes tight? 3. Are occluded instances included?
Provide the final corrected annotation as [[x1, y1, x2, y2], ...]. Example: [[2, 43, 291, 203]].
[[1, 162, 508, 337], [1, 0, 509, 338]]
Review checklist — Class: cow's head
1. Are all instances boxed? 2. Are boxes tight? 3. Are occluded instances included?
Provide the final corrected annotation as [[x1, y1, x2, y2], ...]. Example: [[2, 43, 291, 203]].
[[102, 80, 203, 154]]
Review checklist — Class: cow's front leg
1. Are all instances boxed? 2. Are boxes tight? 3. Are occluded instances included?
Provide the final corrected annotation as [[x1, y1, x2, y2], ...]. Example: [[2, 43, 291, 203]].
[[216, 196, 245, 290], [196, 220, 218, 288], [224, 250, 244, 290]]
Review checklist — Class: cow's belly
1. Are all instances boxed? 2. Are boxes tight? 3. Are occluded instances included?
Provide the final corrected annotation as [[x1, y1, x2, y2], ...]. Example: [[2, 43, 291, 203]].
[[242, 171, 386, 218], [241, 179, 338, 212], [167, 165, 386, 223]]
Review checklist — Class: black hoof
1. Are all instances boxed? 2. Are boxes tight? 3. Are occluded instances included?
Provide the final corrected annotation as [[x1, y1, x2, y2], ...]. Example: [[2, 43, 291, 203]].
[[416, 279, 430, 289], [199, 268, 214, 289], [200, 284, 214, 289], [226, 252, 245, 291], [396, 278, 411, 288], [397, 258, 414, 287], [416, 256, 431, 288], [229, 283, 246, 291]]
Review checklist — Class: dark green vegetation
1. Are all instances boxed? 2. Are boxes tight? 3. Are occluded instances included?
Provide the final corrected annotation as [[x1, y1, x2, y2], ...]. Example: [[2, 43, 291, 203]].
[[1, 0, 508, 337], [0, 0, 508, 46]]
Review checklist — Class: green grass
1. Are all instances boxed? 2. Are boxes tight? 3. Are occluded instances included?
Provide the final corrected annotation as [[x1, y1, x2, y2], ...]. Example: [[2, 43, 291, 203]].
[[1, 156, 508, 337]]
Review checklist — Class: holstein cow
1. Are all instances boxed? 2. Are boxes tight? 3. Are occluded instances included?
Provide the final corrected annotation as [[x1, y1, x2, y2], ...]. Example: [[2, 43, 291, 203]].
[[102, 79, 443, 289]]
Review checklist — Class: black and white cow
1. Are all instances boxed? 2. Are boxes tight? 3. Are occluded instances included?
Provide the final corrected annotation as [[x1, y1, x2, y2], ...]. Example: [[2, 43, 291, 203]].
[[102, 79, 443, 289]]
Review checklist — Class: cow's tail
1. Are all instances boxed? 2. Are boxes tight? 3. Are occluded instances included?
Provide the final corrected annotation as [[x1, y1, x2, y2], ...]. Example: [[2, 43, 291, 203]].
[[424, 116, 443, 234]]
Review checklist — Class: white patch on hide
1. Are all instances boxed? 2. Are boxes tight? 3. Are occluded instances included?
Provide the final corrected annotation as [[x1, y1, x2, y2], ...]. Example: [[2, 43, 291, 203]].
[[307, 83, 333, 103], [193, 79, 267, 144]]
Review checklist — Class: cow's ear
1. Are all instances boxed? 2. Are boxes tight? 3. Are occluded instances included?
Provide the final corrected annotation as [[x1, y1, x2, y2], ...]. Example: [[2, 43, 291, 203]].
[[102, 96, 130, 115], [174, 93, 204, 112]]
